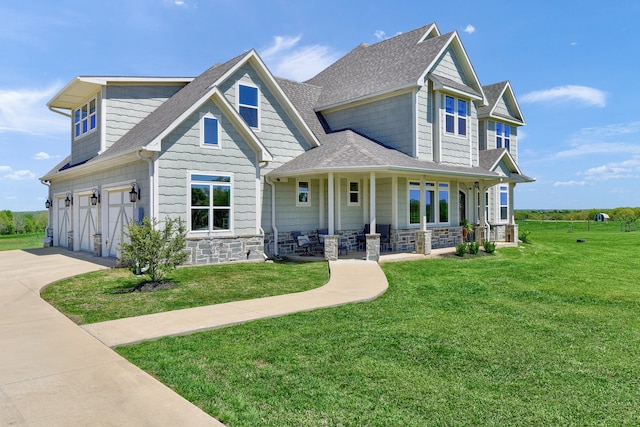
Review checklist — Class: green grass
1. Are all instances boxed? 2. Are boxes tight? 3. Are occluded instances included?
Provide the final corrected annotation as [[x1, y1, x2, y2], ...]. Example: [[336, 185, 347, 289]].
[[0, 232, 45, 251], [41, 262, 329, 324], [115, 222, 640, 426]]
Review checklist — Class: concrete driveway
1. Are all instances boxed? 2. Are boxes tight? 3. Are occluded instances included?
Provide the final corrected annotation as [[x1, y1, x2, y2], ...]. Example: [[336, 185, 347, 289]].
[[0, 248, 221, 426]]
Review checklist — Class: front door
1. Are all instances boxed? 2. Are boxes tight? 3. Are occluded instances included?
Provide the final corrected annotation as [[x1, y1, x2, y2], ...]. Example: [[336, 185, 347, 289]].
[[105, 189, 134, 258]]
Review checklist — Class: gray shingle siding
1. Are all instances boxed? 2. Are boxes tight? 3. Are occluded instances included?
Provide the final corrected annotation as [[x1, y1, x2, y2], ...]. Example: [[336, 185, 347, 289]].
[[104, 84, 185, 149], [323, 92, 414, 157], [432, 47, 469, 85], [71, 92, 102, 165]]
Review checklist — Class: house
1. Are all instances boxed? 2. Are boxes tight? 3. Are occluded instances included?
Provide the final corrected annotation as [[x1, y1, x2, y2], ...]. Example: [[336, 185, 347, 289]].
[[595, 213, 610, 222], [41, 23, 534, 264]]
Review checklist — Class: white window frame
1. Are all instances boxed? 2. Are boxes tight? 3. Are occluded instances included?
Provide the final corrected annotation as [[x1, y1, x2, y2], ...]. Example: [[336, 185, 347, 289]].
[[499, 185, 509, 222], [348, 180, 360, 206], [237, 83, 260, 130], [296, 179, 310, 206], [496, 122, 511, 150], [188, 172, 233, 235], [408, 180, 449, 226], [74, 97, 97, 140], [200, 113, 221, 148], [443, 95, 468, 137]]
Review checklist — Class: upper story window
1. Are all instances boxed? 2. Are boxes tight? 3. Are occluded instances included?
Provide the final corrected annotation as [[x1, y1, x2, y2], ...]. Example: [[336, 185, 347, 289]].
[[496, 122, 511, 150], [201, 114, 220, 147], [444, 95, 467, 137], [189, 173, 232, 233], [238, 84, 259, 128], [74, 98, 97, 138]]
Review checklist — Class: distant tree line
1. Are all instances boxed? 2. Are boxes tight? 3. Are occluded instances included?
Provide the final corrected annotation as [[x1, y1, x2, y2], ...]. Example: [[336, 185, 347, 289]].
[[515, 207, 640, 223], [0, 210, 48, 235]]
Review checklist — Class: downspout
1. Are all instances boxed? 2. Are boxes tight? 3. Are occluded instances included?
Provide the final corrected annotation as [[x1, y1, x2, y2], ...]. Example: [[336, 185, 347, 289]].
[[40, 179, 51, 232], [137, 150, 154, 221], [265, 176, 278, 256]]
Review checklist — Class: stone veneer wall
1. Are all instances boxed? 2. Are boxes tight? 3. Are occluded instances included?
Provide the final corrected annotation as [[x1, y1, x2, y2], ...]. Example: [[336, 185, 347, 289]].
[[490, 225, 507, 242], [185, 235, 264, 265]]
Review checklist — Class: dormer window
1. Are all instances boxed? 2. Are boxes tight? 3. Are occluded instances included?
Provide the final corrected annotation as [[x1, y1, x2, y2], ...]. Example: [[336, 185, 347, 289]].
[[74, 97, 97, 138], [496, 122, 510, 150], [444, 95, 467, 136], [238, 84, 259, 129]]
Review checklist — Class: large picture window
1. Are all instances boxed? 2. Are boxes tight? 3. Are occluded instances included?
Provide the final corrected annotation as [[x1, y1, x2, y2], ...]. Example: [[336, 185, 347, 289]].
[[444, 95, 467, 136], [74, 97, 97, 138], [409, 181, 446, 225], [190, 174, 232, 232], [238, 84, 259, 128]]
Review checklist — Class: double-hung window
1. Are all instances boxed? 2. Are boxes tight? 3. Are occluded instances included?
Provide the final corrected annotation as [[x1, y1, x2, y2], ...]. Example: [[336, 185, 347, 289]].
[[190, 174, 232, 232], [496, 122, 510, 150], [499, 185, 509, 221], [444, 95, 467, 136], [409, 181, 447, 225], [348, 181, 360, 206], [238, 84, 259, 128], [297, 180, 310, 206], [74, 97, 97, 138]]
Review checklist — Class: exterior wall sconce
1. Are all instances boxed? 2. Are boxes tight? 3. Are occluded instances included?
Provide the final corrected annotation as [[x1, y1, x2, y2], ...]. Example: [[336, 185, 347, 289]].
[[474, 181, 480, 190], [64, 192, 73, 207], [45, 198, 52, 209], [90, 188, 101, 206], [129, 183, 140, 203]]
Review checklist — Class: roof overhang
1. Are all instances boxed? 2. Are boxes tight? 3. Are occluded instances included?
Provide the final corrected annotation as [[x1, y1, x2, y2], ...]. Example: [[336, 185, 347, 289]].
[[47, 76, 193, 110]]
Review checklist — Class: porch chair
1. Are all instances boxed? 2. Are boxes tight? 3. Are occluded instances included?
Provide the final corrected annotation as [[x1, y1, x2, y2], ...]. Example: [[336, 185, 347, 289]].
[[292, 231, 321, 256], [356, 224, 370, 251], [377, 224, 391, 252]]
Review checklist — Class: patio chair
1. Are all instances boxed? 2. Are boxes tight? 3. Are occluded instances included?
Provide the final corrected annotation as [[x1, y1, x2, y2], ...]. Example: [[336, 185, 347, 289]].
[[356, 224, 370, 250], [377, 224, 391, 252], [292, 231, 320, 256]]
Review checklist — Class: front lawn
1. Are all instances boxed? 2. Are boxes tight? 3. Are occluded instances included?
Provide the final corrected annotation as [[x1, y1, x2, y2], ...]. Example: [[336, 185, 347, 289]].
[[117, 221, 640, 426], [41, 261, 329, 324], [0, 232, 45, 251]]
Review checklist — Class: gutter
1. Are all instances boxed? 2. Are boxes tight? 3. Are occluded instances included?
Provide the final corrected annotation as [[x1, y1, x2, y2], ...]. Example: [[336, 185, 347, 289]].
[[265, 176, 278, 256], [48, 106, 71, 118], [136, 150, 154, 221]]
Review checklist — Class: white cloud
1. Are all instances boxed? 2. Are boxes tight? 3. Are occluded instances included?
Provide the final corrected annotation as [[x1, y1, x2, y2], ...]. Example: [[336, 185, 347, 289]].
[[521, 85, 606, 107], [34, 151, 53, 160], [374, 30, 386, 40], [554, 121, 640, 158], [2, 167, 36, 181], [174, 0, 186, 5], [582, 157, 640, 181], [261, 35, 341, 82], [0, 84, 68, 135], [553, 180, 586, 187], [463, 24, 476, 34]]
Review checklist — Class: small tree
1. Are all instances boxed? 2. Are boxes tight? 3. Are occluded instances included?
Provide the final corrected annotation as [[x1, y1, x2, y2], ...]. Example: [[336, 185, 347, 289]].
[[119, 216, 188, 283]]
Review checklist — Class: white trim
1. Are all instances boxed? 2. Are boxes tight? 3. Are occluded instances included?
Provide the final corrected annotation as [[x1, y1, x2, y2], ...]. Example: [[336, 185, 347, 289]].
[[199, 112, 222, 149], [72, 96, 98, 140], [236, 82, 261, 131], [296, 179, 311, 207], [347, 179, 360, 207]]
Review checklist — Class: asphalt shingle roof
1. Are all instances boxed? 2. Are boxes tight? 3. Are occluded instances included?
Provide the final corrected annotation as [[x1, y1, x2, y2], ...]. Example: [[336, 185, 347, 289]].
[[306, 25, 453, 109]]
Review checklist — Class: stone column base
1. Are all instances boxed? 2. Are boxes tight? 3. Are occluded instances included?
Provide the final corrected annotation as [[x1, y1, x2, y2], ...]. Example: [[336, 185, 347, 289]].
[[474, 225, 486, 243], [93, 233, 102, 257], [415, 230, 432, 255], [323, 235, 339, 261], [366, 233, 380, 261], [506, 224, 518, 243]]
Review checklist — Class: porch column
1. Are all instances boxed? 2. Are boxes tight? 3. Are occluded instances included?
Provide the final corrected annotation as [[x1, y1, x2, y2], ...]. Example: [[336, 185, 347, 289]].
[[509, 183, 515, 225], [319, 177, 325, 228], [369, 171, 376, 231], [328, 172, 334, 235], [476, 180, 488, 243]]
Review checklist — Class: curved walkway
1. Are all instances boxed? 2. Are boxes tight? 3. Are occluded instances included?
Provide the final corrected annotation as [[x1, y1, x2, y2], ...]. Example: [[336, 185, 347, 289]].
[[0, 248, 388, 426], [83, 259, 388, 347]]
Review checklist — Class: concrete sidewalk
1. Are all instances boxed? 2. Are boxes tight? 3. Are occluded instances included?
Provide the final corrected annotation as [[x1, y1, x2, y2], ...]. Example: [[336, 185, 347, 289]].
[[0, 248, 221, 426], [82, 259, 388, 347]]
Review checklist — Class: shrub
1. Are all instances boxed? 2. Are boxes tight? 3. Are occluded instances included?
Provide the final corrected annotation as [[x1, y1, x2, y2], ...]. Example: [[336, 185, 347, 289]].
[[519, 229, 531, 243], [455, 242, 467, 257], [119, 216, 188, 282], [468, 241, 480, 255], [483, 240, 497, 254]]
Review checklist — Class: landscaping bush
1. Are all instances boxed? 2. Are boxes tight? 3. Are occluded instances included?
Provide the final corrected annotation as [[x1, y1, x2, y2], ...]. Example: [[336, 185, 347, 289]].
[[455, 242, 467, 257], [519, 229, 531, 243], [483, 240, 496, 254], [468, 241, 480, 255]]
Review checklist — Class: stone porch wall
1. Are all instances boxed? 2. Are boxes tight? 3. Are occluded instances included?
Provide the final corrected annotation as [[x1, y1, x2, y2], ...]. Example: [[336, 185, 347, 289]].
[[185, 235, 264, 265]]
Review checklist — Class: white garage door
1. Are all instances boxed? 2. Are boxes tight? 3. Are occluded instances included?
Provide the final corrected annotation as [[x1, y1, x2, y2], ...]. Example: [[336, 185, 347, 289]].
[[53, 196, 70, 248], [76, 194, 97, 253], [106, 189, 134, 258]]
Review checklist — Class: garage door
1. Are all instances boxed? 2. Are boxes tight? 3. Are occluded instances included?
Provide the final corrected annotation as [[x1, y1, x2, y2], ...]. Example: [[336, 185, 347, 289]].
[[76, 194, 97, 253], [106, 189, 134, 258], [53, 196, 70, 248]]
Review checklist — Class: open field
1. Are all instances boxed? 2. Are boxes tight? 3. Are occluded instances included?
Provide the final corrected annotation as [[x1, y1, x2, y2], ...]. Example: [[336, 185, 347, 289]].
[[108, 222, 640, 426], [0, 233, 45, 251]]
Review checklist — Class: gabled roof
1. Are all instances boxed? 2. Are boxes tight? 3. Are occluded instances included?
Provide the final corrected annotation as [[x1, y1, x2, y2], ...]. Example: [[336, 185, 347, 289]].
[[479, 148, 534, 183], [47, 76, 193, 111], [306, 24, 485, 110], [268, 129, 500, 179], [478, 81, 525, 125]]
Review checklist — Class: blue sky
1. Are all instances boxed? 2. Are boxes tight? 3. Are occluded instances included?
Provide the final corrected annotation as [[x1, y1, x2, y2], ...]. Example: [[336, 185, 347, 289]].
[[1, 0, 639, 212]]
